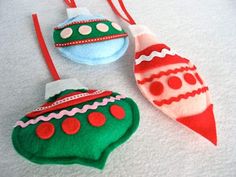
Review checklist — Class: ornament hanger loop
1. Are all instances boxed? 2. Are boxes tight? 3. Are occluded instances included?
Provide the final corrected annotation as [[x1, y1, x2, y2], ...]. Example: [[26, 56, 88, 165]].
[[32, 14, 61, 81], [107, 0, 136, 25], [64, 0, 77, 8]]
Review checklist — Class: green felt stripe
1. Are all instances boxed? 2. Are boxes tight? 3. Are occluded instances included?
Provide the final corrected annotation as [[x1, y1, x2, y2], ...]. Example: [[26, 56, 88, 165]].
[[53, 21, 127, 45]]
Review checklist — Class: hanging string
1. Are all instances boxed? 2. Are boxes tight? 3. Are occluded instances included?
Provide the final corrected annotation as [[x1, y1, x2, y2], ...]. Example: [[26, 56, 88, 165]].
[[107, 0, 136, 25], [64, 0, 77, 8], [32, 14, 61, 81]]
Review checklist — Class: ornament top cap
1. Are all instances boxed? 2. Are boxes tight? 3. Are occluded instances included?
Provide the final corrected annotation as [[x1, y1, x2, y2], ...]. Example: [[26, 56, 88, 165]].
[[67, 7, 92, 19], [45, 78, 87, 99]]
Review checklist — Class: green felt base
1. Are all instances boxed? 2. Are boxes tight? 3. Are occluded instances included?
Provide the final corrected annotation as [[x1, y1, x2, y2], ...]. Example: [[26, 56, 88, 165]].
[[12, 90, 139, 169]]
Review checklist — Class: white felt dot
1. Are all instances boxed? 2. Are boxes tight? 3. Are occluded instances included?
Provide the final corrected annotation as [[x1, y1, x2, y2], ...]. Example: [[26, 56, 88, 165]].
[[111, 22, 122, 31], [78, 25, 92, 35], [96, 23, 109, 32], [60, 28, 73, 39]]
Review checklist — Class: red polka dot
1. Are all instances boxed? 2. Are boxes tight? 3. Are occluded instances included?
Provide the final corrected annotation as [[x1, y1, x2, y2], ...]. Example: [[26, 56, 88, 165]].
[[184, 73, 196, 85], [88, 112, 106, 127], [62, 117, 81, 135], [168, 76, 182, 89], [195, 73, 204, 85], [149, 81, 164, 96], [110, 105, 125, 119], [36, 122, 55, 140]]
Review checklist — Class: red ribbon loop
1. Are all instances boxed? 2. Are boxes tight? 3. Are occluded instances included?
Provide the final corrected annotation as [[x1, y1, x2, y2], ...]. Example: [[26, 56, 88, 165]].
[[107, 0, 136, 25], [32, 14, 61, 81]]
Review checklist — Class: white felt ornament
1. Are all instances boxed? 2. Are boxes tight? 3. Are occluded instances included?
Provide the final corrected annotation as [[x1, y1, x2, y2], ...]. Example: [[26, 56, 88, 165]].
[[107, 0, 217, 145]]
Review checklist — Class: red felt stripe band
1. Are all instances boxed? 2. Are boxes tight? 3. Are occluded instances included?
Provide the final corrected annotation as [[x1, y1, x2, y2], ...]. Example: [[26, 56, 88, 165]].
[[55, 33, 128, 47], [32, 14, 60, 81], [27, 90, 113, 118], [64, 0, 77, 8], [107, 0, 136, 25], [137, 66, 197, 84]]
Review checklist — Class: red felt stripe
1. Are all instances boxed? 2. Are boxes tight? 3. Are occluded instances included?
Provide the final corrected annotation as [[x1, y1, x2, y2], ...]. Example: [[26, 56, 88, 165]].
[[26, 91, 112, 118], [32, 14, 60, 81], [55, 33, 128, 47]]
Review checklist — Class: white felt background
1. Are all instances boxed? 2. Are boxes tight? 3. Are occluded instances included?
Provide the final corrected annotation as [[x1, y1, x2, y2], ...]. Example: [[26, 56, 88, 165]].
[[0, 0, 236, 176]]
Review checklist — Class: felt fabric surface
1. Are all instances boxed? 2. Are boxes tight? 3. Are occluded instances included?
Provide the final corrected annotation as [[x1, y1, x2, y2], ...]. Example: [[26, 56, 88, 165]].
[[12, 88, 139, 169], [0, 0, 236, 176], [54, 9, 129, 65]]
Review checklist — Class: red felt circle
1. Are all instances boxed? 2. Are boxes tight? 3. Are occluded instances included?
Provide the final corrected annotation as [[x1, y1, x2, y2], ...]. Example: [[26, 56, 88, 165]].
[[88, 112, 106, 127], [195, 73, 204, 85], [62, 117, 81, 135], [149, 81, 164, 96], [110, 105, 126, 119], [184, 73, 196, 85], [168, 76, 182, 89], [36, 122, 55, 140]]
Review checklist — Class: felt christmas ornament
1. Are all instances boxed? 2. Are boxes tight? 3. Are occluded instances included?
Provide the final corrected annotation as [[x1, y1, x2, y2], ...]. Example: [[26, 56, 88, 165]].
[[53, 0, 129, 65], [107, 0, 217, 145], [12, 14, 139, 169]]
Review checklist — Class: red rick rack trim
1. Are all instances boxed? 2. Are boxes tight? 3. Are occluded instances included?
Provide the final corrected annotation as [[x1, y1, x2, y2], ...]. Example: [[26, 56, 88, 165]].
[[55, 34, 128, 47], [54, 19, 108, 30], [153, 86, 209, 106], [137, 66, 197, 85]]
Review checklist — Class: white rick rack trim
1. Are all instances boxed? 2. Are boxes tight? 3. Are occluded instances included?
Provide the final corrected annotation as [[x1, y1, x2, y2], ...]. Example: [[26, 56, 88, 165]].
[[135, 48, 176, 65], [15, 95, 126, 128]]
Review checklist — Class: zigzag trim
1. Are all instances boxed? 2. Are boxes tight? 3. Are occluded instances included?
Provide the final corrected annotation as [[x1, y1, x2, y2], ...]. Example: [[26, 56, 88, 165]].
[[153, 87, 208, 106], [15, 95, 126, 128], [137, 66, 197, 84], [135, 48, 176, 65]]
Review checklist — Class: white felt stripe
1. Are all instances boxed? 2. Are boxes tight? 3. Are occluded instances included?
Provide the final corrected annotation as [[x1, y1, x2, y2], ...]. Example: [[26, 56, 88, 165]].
[[135, 49, 176, 65]]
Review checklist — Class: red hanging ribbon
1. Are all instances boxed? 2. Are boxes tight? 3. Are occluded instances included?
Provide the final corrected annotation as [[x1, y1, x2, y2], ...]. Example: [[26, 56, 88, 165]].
[[32, 14, 61, 81], [64, 0, 77, 8], [107, 0, 136, 25]]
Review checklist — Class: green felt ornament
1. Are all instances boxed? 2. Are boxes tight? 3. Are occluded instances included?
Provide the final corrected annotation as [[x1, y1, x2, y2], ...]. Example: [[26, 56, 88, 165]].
[[12, 14, 139, 169]]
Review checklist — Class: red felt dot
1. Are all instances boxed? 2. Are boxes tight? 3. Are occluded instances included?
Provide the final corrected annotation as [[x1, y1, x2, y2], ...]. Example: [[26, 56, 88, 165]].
[[88, 112, 106, 127], [36, 122, 55, 140], [62, 117, 81, 135], [110, 105, 126, 119], [168, 76, 182, 89], [184, 73, 196, 85], [149, 81, 164, 96], [195, 73, 204, 85]]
